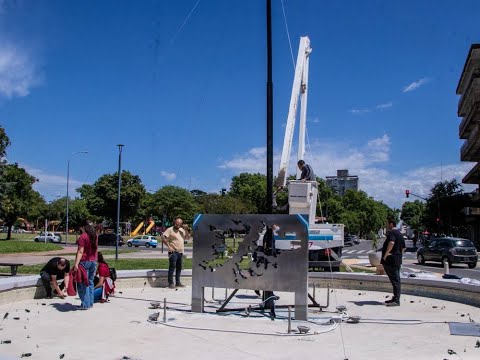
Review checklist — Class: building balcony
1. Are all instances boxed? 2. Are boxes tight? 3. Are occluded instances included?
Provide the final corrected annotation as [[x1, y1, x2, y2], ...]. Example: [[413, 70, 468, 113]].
[[461, 124, 480, 161], [463, 162, 480, 184], [459, 100, 480, 139], [458, 76, 480, 118], [457, 44, 480, 95]]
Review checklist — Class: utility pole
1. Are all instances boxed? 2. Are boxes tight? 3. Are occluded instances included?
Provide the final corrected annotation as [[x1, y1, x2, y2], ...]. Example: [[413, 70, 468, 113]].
[[266, 0, 273, 214], [116, 144, 124, 261]]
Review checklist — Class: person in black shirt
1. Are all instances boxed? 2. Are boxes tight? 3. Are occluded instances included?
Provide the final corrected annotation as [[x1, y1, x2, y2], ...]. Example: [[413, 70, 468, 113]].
[[297, 160, 316, 181], [381, 220, 406, 307], [40, 257, 71, 299]]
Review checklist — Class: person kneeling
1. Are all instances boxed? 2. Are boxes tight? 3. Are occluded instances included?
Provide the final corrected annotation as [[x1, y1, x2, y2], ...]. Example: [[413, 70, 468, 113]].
[[93, 252, 115, 303], [39, 257, 70, 299]]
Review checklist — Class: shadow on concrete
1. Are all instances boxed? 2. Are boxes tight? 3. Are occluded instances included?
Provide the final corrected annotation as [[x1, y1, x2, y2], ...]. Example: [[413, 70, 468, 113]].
[[348, 300, 384, 306], [50, 302, 78, 312]]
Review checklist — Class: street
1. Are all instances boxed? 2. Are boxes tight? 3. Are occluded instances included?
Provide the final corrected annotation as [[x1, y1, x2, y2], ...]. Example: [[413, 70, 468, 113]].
[[343, 239, 480, 281]]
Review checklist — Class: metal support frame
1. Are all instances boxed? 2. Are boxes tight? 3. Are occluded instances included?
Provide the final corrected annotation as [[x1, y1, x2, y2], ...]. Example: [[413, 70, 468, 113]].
[[192, 214, 309, 320]]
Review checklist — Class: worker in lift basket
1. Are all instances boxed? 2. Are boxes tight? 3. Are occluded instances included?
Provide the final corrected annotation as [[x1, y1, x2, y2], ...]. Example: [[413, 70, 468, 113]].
[[297, 160, 316, 182]]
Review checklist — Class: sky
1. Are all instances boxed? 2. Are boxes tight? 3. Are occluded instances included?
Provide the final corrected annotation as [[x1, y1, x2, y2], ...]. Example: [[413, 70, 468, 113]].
[[1, 0, 479, 209]]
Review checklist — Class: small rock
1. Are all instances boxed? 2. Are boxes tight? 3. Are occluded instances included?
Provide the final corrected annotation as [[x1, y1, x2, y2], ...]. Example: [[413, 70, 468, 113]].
[[432, 306, 438, 309], [59, 354, 65, 359], [13, 317, 20, 320], [21, 353, 32, 358], [461, 314, 465, 317], [410, 301, 414, 303], [25, 310, 30, 313]]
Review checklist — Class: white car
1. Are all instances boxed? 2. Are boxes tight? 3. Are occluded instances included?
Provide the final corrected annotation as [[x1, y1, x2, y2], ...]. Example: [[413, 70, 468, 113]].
[[34, 232, 62, 243], [127, 235, 158, 248]]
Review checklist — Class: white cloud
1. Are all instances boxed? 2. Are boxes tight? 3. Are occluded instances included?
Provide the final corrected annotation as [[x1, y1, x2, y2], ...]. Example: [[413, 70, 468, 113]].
[[349, 108, 370, 114], [0, 45, 41, 98], [218, 134, 473, 208], [349, 102, 393, 115], [218, 146, 272, 172], [23, 166, 85, 200], [403, 77, 429, 93], [160, 171, 176, 181], [376, 102, 393, 109]]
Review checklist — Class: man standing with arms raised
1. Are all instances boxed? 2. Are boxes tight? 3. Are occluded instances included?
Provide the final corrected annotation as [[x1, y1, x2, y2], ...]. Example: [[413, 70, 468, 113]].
[[162, 217, 188, 289]]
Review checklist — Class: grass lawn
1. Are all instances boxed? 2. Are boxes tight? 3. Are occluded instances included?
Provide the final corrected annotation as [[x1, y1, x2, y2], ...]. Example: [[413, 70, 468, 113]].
[[0, 233, 38, 241], [0, 240, 63, 253]]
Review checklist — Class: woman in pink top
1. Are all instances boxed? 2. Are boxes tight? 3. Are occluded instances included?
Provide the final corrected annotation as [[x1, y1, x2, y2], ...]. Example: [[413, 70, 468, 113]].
[[73, 220, 98, 309]]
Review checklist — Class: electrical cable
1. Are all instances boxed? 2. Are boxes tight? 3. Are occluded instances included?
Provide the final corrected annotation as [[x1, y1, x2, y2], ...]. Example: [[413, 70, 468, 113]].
[[170, 0, 202, 45], [149, 317, 339, 337], [280, 0, 295, 72]]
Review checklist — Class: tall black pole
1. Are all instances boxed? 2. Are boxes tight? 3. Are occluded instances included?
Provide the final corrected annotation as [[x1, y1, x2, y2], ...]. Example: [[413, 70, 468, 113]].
[[266, 0, 273, 214], [116, 144, 124, 261]]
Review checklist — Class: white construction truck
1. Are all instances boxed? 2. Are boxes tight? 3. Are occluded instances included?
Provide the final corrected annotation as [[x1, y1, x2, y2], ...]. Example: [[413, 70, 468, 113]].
[[275, 36, 345, 271]]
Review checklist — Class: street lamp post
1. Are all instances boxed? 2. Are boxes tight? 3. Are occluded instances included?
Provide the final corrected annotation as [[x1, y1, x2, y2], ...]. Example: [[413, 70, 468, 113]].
[[66, 151, 88, 245], [116, 144, 124, 261]]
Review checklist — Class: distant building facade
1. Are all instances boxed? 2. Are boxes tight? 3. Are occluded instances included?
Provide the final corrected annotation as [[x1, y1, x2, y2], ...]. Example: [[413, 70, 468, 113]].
[[325, 170, 358, 196], [457, 44, 480, 248]]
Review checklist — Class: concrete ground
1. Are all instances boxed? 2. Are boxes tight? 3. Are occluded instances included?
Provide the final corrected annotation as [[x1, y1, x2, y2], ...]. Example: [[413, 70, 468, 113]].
[[1, 286, 480, 360]]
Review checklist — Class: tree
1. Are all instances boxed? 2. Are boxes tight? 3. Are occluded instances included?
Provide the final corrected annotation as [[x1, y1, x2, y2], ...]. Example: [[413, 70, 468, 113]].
[[149, 186, 198, 224], [77, 171, 146, 224], [229, 173, 267, 213], [0, 163, 37, 239], [341, 189, 390, 238], [0, 126, 12, 213], [0, 126, 10, 159], [423, 179, 470, 236], [401, 200, 425, 230], [195, 193, 256, 214], [24, 191, 47, 230]]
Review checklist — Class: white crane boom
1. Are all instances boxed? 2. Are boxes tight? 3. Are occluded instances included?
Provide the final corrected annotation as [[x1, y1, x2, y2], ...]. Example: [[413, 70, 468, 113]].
[[276, 36, 312, 187]]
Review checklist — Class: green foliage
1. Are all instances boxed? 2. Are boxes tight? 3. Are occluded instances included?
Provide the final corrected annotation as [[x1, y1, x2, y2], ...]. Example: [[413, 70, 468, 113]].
[[195, 193, 256, 214], [24, 191, 47, 226], [423, 179, 470, 236], [401, 200, 425, 230], [229, 173, 267, 213], [0, 240, 63, 253], [0, 163, 38, 239], [0, 126, 10, 159], [339, 189, 388, 238], [78, 170, 146, 224], [149, 185, 199, 224]]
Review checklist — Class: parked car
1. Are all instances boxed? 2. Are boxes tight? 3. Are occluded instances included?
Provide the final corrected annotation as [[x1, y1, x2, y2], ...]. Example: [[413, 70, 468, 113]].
[[98, 233, 124, 247], [416, 237, 478, 269], [34, 232, 62, 243], [127, 235, 158, 248], [351, 235, 360, 244], [344, 235, 355, 247]]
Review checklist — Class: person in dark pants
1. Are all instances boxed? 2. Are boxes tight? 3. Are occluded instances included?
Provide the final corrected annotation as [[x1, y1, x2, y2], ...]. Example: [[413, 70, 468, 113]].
[[162, 217, 189, 289], [381, 220, 406, 307], [39, 257, 70, 299]]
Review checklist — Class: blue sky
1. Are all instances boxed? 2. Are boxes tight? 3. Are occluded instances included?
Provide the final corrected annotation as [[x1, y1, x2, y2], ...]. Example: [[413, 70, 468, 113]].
[[1, 0, 479, 208]]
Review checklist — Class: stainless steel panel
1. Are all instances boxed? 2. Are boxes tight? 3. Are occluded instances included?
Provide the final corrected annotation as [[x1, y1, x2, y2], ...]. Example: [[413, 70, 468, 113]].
[[191, 214, 309, 320], [449, 322, 480, 336]]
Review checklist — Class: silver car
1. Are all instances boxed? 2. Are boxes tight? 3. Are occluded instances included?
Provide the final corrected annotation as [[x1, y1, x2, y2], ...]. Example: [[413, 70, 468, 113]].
[[34, 232, 62, 243], [127, 235, 158, 248]]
